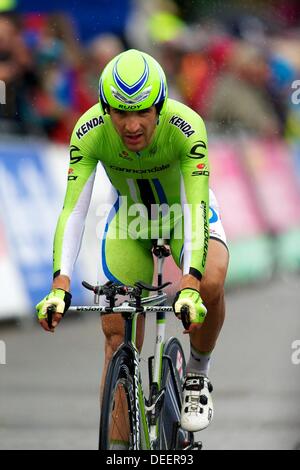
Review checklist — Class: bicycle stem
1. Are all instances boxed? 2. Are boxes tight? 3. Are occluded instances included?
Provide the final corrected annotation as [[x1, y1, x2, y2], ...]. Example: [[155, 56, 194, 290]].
[[152, 240, 168, 387]]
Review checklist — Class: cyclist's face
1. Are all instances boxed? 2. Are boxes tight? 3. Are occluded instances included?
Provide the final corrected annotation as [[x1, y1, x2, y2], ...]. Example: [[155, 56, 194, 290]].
[[109, 106, 158, 151]]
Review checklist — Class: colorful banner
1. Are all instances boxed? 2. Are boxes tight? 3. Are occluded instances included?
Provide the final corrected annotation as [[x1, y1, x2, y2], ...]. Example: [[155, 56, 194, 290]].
[[209, 140, 266, 241], [0, 218, 30, 316], [291, 142, 300, 189], [242, 139, 300, 233], [0, 141, 91, 319]]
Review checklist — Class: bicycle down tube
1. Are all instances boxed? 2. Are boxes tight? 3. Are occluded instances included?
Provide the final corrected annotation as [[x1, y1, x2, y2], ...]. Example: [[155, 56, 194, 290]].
[[148, 239, 168, 445]]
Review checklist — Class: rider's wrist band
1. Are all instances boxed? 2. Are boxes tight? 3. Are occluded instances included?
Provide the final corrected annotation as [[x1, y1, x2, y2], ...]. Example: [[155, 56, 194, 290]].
[[178, 287, 200, 295], [189, 267, 202, 281]]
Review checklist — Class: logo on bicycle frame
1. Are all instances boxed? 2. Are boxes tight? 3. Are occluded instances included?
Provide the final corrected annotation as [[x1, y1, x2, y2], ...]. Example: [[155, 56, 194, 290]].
[[176, 350, 183, 379], [133, 350, 141, 447]]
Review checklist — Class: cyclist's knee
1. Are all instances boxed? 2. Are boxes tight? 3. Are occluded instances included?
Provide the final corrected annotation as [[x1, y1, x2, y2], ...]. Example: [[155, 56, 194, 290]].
[[102, 314, 124, 352], [102, 314, 145, 355]]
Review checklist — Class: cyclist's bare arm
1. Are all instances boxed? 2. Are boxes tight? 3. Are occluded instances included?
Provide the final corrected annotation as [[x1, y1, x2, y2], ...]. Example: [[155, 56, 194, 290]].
[[52, 274, 71, 292], [180, 274, 201, 292]]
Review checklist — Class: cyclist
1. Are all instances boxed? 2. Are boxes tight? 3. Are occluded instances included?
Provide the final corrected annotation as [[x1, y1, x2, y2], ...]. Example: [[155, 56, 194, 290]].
[[36, 49, 229, 435]]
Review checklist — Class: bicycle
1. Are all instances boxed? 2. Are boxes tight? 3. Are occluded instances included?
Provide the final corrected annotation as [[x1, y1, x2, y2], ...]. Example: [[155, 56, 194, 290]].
[[47, 239, 202, 450]]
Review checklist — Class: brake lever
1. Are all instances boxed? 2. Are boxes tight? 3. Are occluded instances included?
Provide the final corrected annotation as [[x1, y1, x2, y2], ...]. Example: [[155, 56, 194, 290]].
[[82, 281, 96, 292], [180, 305, 191, 330], [46, 305, 56, 329]]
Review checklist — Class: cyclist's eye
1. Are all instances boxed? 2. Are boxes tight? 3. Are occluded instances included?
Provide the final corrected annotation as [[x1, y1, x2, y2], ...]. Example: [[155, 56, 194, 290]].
[[111, 108, 125, 116]]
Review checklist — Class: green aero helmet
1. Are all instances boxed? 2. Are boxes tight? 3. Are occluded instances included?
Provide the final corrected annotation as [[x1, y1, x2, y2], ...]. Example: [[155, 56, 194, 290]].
[[99, 49, 168, 114]]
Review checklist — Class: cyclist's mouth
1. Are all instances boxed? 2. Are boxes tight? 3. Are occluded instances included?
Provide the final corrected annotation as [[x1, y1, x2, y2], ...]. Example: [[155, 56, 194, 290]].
[[124, 134, 143, 145]]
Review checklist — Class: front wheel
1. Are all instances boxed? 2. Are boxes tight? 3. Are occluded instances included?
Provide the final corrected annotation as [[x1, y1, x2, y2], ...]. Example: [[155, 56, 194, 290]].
[[99, 346, 140, 450], [159, 337, 193, 450]]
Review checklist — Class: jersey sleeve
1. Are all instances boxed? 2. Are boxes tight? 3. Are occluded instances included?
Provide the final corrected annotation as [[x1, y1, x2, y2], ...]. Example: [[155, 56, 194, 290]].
[[179, 112, 209, 280], [53, 126, 98, 280]]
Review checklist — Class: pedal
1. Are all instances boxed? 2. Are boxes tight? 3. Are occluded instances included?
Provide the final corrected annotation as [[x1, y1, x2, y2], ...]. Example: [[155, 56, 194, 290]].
[[183, 441, 202, 451], [192, 441, 203, 450]]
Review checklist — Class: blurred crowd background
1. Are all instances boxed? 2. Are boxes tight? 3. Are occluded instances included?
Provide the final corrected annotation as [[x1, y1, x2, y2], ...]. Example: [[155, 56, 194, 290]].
[[1, 0, 300, 316], [1, 0, 300, 141]]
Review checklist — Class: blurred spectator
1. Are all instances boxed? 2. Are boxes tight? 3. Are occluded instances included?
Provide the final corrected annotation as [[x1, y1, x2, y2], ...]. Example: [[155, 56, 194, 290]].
[[37, 13, 82, 68], [268, 34, 300, 140], [0, 0, 16, 13], [175, 32, 234, 116], [0, 14, 34, 133], [126, 0, 182, 55], [206, 42, 281, 136], [23, 13, 95, 142], [85, 34, 124, 103]]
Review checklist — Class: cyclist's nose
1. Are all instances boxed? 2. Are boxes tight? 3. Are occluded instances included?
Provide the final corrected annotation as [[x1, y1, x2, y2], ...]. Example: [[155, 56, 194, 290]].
[[125, 115, 141, 134]]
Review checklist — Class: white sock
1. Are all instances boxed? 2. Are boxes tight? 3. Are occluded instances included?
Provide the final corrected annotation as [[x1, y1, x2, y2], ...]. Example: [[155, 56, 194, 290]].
[[110, 440, 129, 450], [186, 345, 212, 377]]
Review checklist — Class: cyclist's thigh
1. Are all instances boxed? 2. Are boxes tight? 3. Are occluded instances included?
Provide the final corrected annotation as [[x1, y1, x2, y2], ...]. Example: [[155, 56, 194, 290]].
[[100, 230, 154, 286], [100, 213, 154, 348]]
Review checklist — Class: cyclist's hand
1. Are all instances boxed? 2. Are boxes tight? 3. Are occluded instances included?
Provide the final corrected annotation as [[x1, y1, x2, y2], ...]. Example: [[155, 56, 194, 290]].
[[36, 289, 72, 333], [173, 288, 207, 334]]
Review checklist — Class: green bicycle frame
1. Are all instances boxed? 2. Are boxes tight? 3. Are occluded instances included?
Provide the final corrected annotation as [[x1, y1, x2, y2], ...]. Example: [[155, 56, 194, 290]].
[[121, 248, 167, 449]]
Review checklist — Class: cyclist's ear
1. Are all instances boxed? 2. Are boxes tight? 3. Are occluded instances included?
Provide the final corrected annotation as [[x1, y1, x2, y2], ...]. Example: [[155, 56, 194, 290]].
[[155, 103, 163, 115], [155, 103, 161, 125]]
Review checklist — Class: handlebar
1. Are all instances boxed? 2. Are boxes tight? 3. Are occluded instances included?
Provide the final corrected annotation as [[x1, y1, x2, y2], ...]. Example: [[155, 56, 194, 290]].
[[47, 281, 198, 330], [81, 279, 171, 298], [46, 302, 191, 327], [68, 305, 174, 314], [46, 280, 173, 326], [67, 303, 191, 327]]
